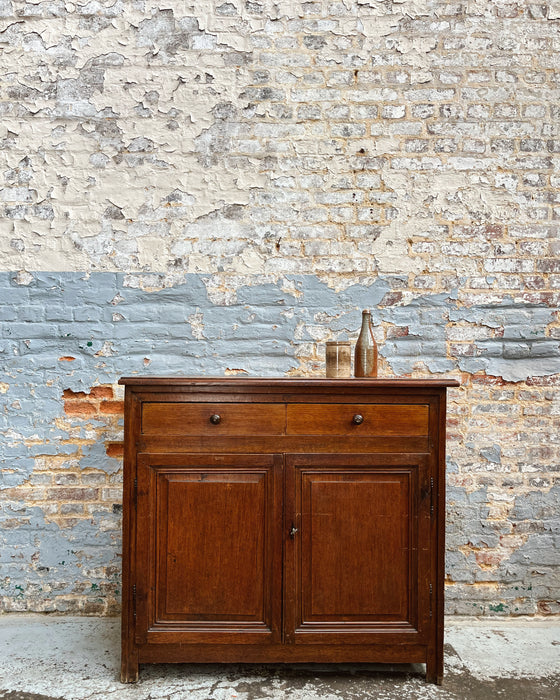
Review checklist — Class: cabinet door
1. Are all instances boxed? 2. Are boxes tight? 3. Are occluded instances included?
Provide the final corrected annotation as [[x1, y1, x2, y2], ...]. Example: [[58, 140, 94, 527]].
[[135, 453, 282, 645], [284, 453, 431, 645]]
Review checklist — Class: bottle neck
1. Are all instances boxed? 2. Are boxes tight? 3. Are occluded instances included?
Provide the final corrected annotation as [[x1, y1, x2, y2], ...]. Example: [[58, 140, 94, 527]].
[[361, 312, 371, 332]]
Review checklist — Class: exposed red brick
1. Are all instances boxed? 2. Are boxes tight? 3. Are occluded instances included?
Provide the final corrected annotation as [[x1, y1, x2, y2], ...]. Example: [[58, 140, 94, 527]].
[[475, 551, 505, 568], [105, 442, 124, 458], [56, 517, 83, 529], [386, 326, 409, 338], [456, 223, 504, 239], [58, 356, 76, 362], [63, 389, 88, 399], [1, 517, 30, 529], [470, 374, 507, 385], [54, 473, 80, 485], [99, 400, 124, 415], [520, 292, 557, 305], [63, 402, 97, 417], [89, 386, 114, 399], [536, 258, 560, 273], [449, 343, 477, 356], [523, 276, 546, 290], [527, 375, 560, 386], [63, 386, 113, 400], [378, 291, 403, 306]]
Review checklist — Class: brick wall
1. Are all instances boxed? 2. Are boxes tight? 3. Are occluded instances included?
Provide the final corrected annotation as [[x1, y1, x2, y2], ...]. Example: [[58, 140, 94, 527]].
[[0, 1, 559, 616]]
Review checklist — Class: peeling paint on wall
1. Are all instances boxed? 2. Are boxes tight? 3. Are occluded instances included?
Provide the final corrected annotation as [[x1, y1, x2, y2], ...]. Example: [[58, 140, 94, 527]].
[[1, 272, 559, 614], [1, 1, 559, 615], [2, 1, 559, 279]]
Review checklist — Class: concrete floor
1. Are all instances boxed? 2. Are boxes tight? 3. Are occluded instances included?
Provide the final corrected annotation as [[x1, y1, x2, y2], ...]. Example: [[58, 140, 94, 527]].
[[0, 616, 558, 700]]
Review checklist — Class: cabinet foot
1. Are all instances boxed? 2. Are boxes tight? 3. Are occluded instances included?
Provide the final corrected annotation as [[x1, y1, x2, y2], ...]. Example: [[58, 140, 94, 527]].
[[426, 656, 443, 684], [426, 672, 443, 685], [120, 654, 139, 683]]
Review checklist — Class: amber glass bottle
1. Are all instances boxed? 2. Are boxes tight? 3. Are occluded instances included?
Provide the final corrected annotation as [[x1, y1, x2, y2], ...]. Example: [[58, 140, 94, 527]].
[[354, 309, 378, 377]]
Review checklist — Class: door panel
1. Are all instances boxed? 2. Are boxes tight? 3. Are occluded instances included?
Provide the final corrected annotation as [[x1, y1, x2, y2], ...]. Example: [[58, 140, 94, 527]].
[[303, 473, 410, 619], [161, 473, 266, 619], [285, 453, 431, 645], [136, 453, 282, 645]]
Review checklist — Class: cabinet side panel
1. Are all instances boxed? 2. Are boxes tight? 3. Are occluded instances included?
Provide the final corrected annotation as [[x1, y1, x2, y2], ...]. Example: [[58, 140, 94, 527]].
[[430, 390, 447, 683], [121, 388, 140, 682]]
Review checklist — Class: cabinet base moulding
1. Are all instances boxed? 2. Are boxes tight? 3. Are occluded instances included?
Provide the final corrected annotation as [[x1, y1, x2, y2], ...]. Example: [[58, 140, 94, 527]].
[[138, 644, 429, 663]]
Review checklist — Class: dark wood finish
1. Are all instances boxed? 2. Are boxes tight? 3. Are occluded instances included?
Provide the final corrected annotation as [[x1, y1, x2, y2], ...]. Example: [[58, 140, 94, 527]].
[[142, 402, 286, 435], [119, 377, 457, 388], [120, 376, 458, 685], [135, 453, 282, 646], [131, 435, 430, 455], [286, 403, 429, 436], [138, 643, 428, 664], [284, 453, 430, 646], [120, 389, 140, 684], [433, 389, 448, 685]]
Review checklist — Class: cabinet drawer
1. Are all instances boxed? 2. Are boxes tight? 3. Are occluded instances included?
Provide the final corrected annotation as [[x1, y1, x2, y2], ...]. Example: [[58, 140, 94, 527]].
[[286, 404, 429, 437], [141, 402, 286, 436]]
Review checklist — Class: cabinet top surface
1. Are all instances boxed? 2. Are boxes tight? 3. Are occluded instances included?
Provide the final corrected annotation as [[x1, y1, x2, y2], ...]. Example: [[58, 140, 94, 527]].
[[118, 376, 459, 388]]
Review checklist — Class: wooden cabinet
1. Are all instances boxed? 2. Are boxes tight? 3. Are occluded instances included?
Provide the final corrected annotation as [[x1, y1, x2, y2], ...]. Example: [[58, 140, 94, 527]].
[[119, 377, 458, 684]]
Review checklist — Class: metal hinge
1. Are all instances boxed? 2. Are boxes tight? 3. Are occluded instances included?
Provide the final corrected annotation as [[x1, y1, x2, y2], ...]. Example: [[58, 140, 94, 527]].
[[132, 584, 137, 619], [429, 583, 433, 618], [133, 477, 138, 506], [430, 477, 434, 516]]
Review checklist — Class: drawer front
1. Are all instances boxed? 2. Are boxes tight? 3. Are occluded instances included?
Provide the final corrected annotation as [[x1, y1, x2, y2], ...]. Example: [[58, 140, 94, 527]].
[[142, 402, 286, 436], [286, 403, 429, 437]]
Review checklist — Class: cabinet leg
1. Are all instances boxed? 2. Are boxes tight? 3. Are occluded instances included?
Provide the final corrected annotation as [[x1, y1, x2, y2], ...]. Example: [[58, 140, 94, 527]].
[[120, 650, 139, 683], [426, 648, 443, 685], [426, 668, 443, 685]]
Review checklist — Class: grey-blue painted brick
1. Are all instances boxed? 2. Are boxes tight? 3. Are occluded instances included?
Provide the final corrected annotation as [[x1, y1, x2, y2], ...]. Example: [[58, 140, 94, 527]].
[[0, 271, 559, 612]]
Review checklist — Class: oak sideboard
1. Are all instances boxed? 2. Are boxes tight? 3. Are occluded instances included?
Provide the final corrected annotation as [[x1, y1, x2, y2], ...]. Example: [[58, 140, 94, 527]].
[[119, 376, 459, 684]]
